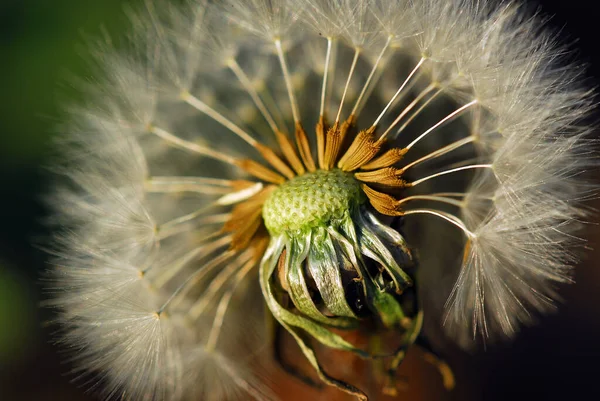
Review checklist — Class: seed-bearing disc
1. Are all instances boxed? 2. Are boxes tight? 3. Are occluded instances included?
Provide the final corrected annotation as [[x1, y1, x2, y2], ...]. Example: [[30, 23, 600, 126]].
[[263, 169, 364, 234]]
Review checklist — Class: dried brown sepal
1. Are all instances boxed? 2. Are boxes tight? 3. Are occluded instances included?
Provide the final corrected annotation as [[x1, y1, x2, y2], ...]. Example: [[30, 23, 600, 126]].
[[230, 209, 263, 250], [338, 127, 380, 172], [324, 115, 356, 170], [295, 122, 317, 172], [236, 159, 286, 184], [354, 167, 407, 188], [316, 115, 327, 169], [361, 184, 404, 216], [223, 187, 274, 250], [249, 227, 270, 263], [360, 148, 407, 170], [323, 123, 342, 170], [256, 143, 296, 180], [223, 204, 258, 233], [222, 186, 274, 232], [276, 130, 306, 176]]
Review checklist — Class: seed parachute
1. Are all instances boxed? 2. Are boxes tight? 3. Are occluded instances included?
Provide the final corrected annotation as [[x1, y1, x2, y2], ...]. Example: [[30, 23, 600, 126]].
[[46, 0, 595, 400]]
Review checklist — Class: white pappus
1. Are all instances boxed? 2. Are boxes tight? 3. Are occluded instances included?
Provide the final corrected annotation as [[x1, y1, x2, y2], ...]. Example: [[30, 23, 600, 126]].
[[46, 0, 596, 400]]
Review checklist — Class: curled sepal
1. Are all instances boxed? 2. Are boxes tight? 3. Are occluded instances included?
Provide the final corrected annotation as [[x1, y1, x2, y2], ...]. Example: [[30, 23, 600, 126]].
[[284, 234, 358, 329], [330, 225, 412, 330], [363, 210, 412, 260], [260, 237, 367, 355], [307, 227, 357, 318], [354, 210, 413, 293]]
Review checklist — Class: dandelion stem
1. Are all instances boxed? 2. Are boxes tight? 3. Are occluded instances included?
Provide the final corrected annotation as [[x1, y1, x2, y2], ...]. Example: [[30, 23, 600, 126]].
[[372, 57, 425, 128], [320, 37, 333, 118], [156, 203, 219, 240], [335, 47, 361, 123], [430, 192, 469, 198], [147, 176, 239, 188], [406, 100, 478, 150], [399, 136, 475, 173], [147, 125, 237, 165], [146, 177, 262, 199], [326, 39, 339, 116], [211, 352, 273, 401], [393, 87, 445, 139], [351, 36, 392, 117], [156, 214, 230, 240], [402, 208, 475, 238], [205, 290, 236, 350], [410, 164, 493, 187], [152, 247, 204, 288], [188, 251, 253, 319], [380, 83, 437, 141], [259, 78, 288, 132], [275, 39, 300, 123], [157, 250, 236, 315], [205, 258, 257, 351], [353, 57, 388, 117], [144, 180, 232, 195], [228, 58, 280, 135], [183, 91, 294, 180], [397, 195, 465, 208], [153, 235, 231, 289], [181, 91, 258, 146]]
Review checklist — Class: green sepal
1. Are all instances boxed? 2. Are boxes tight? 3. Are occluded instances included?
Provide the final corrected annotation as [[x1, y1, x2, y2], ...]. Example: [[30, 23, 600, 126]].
[[307, 227, 357, 318], [285, 234, 358, 329], [260, 237, 367, 356], [355, 211, 413, 293]]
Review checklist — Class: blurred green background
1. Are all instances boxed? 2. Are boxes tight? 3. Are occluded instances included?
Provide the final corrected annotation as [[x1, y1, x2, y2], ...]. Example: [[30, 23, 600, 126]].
[[1, 1, 600, 400]]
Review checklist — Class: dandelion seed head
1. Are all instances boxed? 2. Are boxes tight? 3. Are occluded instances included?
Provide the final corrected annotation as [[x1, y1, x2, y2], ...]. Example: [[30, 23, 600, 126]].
[[47, 0, 596, 399], [262, 169, 363, 234]]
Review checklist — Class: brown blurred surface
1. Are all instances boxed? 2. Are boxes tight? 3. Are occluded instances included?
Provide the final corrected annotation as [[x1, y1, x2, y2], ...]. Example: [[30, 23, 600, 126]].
[[270, 343, 455, 401]]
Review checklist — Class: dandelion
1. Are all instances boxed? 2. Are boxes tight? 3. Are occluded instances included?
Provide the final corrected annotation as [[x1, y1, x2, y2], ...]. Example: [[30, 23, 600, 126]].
[[47, 0, 595, 400]]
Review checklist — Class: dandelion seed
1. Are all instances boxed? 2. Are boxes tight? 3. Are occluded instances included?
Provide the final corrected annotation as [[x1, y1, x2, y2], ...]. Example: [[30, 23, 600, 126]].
[[47, 0, 596, 400]]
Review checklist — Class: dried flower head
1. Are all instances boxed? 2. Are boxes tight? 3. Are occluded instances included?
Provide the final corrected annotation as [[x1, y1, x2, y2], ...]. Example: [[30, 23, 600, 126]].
[[47, 0, 596, 400]]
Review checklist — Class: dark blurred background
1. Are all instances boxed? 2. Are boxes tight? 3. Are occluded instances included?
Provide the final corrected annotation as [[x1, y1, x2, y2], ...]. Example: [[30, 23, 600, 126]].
[[0, 1, 599, 400]]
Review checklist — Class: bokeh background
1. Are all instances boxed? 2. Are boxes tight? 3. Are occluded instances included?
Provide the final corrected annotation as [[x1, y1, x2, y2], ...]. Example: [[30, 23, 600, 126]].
[[1, 1, 599, 400]]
